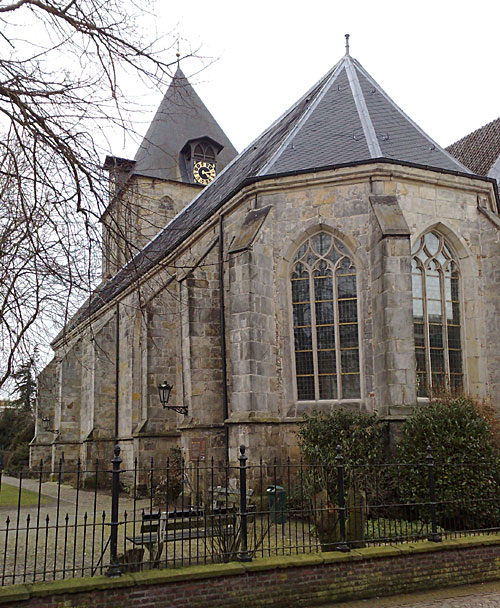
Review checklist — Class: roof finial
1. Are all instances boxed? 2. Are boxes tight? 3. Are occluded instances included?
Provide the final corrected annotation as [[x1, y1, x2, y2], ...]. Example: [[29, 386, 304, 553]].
[[345, 34, 350, 56], [176, 40, 181, 67]]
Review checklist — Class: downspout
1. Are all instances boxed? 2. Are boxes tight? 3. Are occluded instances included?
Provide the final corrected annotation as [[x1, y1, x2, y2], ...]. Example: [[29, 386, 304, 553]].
[[115, 301, 119, 442], [219, 215, 230, 463]]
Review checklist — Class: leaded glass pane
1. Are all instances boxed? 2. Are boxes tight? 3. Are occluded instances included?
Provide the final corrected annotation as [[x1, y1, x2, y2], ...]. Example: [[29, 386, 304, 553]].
[[327, 247, 341, 265], [295, 351, 314, 375], [449, 350, 462, 374], [341, 349, 360, 373], [291, 262, 308, 280], [414, 323, 425, 348], [412, 270, 423, 297], [339, 324, 358, 348], [447, 325, 461, 350], [318, 350, 336, 374], [319, 375, 337, 400], [311, 233, 332, 256], [315, 301, 334, 324], [314, 275, 333, 301], [334, 239, 348, 255], [297, 376, 315, 400], [413, 298, 423, 319], [425, 271, 441, 301], [292, 278, 309, 302], [430, 349, 445, 373], [304, 248, 318, 267], [337, 273, 356, 299], [450, 374, 463, 392], [293, 303, 311, 327], [317, 326, 335, 350], [424, 232, 440, 255], [429, 324, 444, 349], [415, 349, 426, 372], [338, 300, 357, 324], [294, 326, 312, 350], [295, 243, 308, 261], [416, 373, 427, 397], [341, 374, 360, 399]]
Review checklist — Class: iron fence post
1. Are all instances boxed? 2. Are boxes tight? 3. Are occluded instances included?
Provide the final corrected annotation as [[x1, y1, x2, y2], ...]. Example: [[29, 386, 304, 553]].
[[335, 445, 350, 552], [426, 446, 442, 543], [106, 444, 122, 577], [238, 445, 252, 562]]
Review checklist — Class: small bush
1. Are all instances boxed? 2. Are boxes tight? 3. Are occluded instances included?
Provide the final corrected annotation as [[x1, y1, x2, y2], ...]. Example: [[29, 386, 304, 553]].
[[297, 409, 389, 548], [363, 519, 445, 542], [297, 409, 387, 468], [2, 412, 34, 473], [397, 394, 500, 529]]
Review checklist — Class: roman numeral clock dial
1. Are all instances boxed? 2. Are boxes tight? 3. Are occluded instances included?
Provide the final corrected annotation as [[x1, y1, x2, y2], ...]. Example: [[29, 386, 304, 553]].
[[193, 161, 216, 185]]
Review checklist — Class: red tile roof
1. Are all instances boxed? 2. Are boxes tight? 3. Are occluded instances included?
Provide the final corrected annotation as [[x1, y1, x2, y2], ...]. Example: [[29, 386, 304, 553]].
[[447, 118, 500, 176]]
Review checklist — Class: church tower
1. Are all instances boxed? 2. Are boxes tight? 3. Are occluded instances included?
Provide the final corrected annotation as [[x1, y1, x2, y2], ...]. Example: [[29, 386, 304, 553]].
[[101, 67, 237, 278]]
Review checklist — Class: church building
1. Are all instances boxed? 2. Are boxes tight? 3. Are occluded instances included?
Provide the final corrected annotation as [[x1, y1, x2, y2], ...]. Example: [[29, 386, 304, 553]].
[[30, 44, 500, 472]]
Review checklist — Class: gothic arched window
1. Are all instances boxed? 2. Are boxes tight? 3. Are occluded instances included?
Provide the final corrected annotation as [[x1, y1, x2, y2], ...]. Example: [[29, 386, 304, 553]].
[[291, 232, 360, 401], [193, 142, 216, 162], [412, 231, 463, 396]]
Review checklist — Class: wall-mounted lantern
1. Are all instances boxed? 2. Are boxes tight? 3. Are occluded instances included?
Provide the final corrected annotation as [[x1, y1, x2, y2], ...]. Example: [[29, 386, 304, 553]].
[[41, 416, 57, 432], [157, 380, 187, 415]]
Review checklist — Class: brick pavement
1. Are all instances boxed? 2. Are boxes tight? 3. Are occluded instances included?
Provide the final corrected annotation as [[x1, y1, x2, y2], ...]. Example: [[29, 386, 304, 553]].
[[399, 591, 500, 606], [328, 581, 500, 607]]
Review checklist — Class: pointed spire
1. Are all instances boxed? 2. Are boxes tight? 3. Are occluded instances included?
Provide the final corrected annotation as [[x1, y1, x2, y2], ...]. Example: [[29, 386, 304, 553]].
[[345, 34, 350, 56], [132, 67, 237, 181]]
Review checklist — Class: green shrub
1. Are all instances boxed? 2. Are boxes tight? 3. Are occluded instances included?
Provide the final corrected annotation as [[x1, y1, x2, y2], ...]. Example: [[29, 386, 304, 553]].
[[3, 413, 34, 473], [297, 409, 389, 549], [363, 518, 445, 542], [397, 395, 500, 529], [297, 409, 387, 468]]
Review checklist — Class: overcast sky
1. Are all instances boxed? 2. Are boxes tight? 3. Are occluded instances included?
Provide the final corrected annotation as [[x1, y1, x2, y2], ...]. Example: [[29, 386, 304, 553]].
[[113, 0, 500, 159]]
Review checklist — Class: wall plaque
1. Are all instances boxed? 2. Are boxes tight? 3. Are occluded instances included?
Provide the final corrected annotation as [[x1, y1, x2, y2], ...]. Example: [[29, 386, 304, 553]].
[[190, 437, 207, 461]]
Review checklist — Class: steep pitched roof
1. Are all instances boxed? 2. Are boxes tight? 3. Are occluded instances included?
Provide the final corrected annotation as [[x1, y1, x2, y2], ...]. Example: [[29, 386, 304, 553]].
[[58, 52, 479, 340], [257, 54, 469, 175], [446, 118, 500, 177], [133, 66, 238, 181]]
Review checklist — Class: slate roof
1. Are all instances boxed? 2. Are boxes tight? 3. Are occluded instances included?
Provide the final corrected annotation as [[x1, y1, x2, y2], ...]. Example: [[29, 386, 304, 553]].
[[57, 52, 477, 341], [446, 117, 500, 177], [133, 66, 238, 181]]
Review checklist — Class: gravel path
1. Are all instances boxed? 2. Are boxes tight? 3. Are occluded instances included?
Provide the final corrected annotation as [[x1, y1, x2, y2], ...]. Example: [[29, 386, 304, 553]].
[[0, 474, 154, 585]]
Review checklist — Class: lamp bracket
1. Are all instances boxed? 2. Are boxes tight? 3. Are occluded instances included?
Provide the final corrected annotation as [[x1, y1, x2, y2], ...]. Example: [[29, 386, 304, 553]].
[[164, 405, 188, 415]]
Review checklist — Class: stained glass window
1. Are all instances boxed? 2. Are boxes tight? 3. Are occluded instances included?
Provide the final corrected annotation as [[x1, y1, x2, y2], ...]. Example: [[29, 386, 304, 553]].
[[291, 232, 360, 401], [412, 232, 463, 396]]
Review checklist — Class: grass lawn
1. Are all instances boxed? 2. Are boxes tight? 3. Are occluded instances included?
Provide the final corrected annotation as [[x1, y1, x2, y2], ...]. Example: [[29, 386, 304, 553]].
[[0, 482, 53, 507]]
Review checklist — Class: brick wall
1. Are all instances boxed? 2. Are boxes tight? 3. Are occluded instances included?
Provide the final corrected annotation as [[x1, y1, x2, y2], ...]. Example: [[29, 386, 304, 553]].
[[2, 536, 500, 607]]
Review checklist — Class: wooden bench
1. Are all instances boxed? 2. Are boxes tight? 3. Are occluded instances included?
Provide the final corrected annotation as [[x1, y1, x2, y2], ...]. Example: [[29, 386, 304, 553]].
[[164, 506, 236, 542], [127, 507, 236, 568], [126, 511, 164, 567]]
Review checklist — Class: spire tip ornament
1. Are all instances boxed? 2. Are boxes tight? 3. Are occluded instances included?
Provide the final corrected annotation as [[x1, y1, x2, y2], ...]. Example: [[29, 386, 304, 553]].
[[345, 34, 350, 56]]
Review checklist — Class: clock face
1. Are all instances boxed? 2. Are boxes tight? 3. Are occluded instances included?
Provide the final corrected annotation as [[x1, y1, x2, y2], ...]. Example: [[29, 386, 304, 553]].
[[193, 161, 216, 185]]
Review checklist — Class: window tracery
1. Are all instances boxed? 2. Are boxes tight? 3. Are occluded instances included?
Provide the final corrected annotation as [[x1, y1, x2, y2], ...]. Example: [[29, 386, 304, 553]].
[[412, 231, 463, 396], [291, 232, 360, 401]]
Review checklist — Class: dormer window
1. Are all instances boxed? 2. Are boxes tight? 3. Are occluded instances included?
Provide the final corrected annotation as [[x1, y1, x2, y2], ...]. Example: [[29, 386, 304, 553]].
[[181, 137, 223, 185], [193, 142, 216, 163]]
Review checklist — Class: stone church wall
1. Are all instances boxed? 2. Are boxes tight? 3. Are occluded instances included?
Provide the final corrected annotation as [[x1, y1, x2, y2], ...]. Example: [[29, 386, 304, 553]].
[[101, 177, 201, 278], [30, 163, 500, 473]]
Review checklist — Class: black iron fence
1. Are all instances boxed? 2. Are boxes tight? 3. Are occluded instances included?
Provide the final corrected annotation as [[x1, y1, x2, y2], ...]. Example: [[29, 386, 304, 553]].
[[1, 445, 500, 586]]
